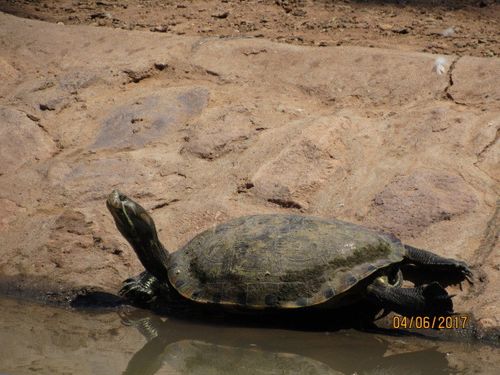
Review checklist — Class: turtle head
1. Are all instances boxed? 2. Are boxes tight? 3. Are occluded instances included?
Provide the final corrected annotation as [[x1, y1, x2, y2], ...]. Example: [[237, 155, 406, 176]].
[[107, 190, 170, 283], [107, 190, 157, 246]]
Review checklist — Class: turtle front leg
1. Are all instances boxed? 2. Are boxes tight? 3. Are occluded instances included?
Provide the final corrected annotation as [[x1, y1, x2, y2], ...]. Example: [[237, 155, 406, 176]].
[[120, 271, 159, 305], [403, 245, 472, 283]]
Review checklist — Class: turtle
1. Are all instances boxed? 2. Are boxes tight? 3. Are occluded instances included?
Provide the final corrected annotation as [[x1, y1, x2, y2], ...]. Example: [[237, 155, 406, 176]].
[[106, 190, 472, 319]]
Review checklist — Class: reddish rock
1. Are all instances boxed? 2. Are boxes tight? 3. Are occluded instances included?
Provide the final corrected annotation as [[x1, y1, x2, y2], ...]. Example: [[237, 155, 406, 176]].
[[0, 13, 498, 339]]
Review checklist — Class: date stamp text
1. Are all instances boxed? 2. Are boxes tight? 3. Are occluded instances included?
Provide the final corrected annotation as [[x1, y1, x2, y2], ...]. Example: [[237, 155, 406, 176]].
[[392, 315, 469, 329]]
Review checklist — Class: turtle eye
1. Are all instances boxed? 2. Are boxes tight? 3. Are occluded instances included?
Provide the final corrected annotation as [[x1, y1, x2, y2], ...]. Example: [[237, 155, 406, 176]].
[[123, 200, 137, 215]]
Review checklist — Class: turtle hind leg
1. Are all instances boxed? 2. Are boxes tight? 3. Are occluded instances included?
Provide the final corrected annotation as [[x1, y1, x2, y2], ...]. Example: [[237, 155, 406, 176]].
[[367, 278, 453, 317], [120, 271, 159, 305], [404, 245, 472, 283]]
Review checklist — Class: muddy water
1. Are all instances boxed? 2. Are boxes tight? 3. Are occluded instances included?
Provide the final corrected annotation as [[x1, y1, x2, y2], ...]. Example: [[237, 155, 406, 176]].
[[0, 298, 498, 375]]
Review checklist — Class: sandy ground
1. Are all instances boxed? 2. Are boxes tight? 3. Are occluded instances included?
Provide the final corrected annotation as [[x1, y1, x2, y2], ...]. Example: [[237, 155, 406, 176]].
[[0, 1, 498, 341]]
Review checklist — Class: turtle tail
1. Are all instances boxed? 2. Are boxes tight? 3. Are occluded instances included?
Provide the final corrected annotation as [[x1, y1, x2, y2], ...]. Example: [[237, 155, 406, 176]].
[[367, 280, 453, 317]]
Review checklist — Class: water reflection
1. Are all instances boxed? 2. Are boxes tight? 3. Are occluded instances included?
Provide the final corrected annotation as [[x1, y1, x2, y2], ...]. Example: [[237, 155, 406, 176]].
[[0, 298, 496, 375], [122, 312, 449, 375]]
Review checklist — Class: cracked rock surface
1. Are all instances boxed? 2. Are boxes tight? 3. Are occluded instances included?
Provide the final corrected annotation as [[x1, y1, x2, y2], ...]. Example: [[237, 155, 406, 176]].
[[0, 12, 498, 340]]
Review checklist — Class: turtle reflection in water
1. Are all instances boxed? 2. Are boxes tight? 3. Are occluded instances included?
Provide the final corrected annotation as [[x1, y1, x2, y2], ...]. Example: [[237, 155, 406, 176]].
[[107, 190, 471, 323], [122, 312, 450, 375]]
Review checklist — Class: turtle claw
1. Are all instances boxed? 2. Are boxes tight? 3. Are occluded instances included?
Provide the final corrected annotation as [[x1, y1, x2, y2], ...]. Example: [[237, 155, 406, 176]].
[[120, 283, 156, 304], [464, 273, 474, 285], [120, 281, 136, 292], [455, 261, 473, 284], [119, 272, 158, 304], [121, 279, 144, 291], [122, 277, 137, 285]]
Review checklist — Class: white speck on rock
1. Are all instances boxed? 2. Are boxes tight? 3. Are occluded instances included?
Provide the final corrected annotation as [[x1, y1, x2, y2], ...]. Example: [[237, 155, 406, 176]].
[[441, 27, 455, 37], [433, 57, 447, 75]]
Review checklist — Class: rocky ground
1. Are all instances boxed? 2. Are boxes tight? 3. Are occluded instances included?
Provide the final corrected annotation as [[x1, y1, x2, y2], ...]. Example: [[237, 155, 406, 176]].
[[0, 0, 499, 57], [0, 1, 498, 341]]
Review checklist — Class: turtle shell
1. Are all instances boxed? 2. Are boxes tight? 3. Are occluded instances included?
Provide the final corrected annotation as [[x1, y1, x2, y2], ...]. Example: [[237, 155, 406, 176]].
[[168, 215, 405, 309]]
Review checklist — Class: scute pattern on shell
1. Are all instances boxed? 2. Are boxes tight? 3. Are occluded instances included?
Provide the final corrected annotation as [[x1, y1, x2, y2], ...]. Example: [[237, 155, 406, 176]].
[[168, 215, 405, 308]]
